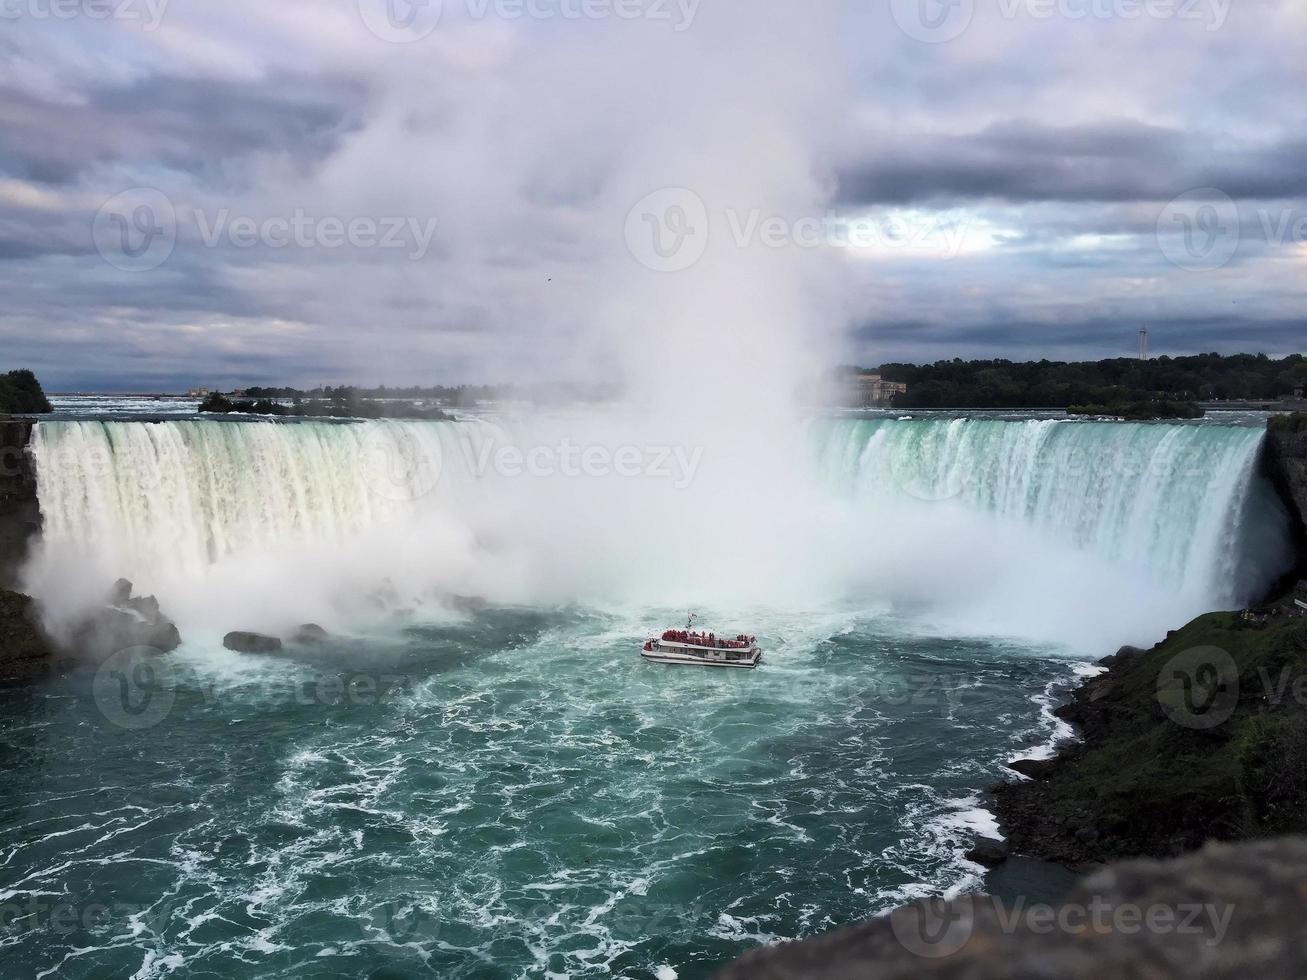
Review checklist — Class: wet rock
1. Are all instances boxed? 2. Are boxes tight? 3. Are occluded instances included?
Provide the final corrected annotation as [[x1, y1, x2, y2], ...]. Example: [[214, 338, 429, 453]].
[[1099, 645, 1145, 668], [224, 631, 283, 654], [108, 578, 133, 606], [69, 582, 182, 658], [0, 419, 38, 590], [1008, 758, 1058, 781], [713, 837, 1307, 980], [449, 594, 489, 613], [0, 589, 55, 682], [289, 623, 328, 645], [965, 837, 1008, 868]]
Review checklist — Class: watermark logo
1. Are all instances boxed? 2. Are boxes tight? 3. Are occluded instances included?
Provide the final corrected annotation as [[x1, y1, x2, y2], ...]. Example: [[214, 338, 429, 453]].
[[465, 437, 705, 489], [92, 645, 176, 730], [0, 0, 170, 30], [1157, 188, 1240, 272], [890, 895, 976, 958], [92, 188, 176, 273], [888, 893, 1235, 956], [356, 0, 444, 42], [889, 452, 973, 503], [360, 425, 445, 503], [93, 189, 441, 271], [1000, 0, 1230, 30], [625, 187, 710, 273], [625, 190, 970, 272], [891, 0, 1230, 40], [1157, 645, 1239, 730], [358, 0, 699, 41], [367, 877, 442, 945], [891, 0, 975, 43]]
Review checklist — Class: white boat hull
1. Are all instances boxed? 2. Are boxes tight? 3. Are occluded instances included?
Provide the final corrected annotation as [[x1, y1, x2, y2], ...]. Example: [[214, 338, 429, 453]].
[[640, 641, 762, 669]]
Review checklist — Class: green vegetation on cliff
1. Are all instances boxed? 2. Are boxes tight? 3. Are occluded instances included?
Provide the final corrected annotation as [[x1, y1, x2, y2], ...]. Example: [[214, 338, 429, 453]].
[[1270, 412, 1307, 434], [867, 352, 1306, 409], [0, 370, 51, 415], [994, 608, 1307, 866], [1068, 401, 1205, 420], [200, 392, 452, 420]]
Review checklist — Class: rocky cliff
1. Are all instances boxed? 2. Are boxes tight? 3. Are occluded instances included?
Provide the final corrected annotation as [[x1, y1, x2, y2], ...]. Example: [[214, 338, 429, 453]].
[[713, 837, 1307, 979], [1264, 415, 1307, 579], [0, 418, 38, 590]]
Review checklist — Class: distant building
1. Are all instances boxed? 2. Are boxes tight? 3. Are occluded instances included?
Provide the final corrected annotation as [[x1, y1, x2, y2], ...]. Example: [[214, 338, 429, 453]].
[[854, 373, 907, 407], [187, 387, 210, 398]]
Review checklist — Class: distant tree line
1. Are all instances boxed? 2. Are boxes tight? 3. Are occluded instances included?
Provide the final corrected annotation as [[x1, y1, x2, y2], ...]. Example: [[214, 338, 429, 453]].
[[0, 370, 52, 414], [867, 354, 1307, 409], [200, 391, 451, 420], [241, 384, 501, 406]]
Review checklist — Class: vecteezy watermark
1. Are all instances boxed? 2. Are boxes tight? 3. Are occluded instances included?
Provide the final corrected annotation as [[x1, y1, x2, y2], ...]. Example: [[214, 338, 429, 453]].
[[92, 646, 177, 731], [1156, 188, 1241, 272], [0, 895, 177, 938], [890, 0, 975, 44], [361, 425, 445, 504], [0, 0, 169, 29], [889, 893, 1234, 959], [625, 187, 970, 273], [93, 189, 439, 271], [367, 877, 442, 945], [1156, 646, 1240, 730], [356, 0, 700, 42], [464, 437, 705, 489], [891, 0, 1229, 43], [1158, 646, 1307, 731], [1158, 192, 1307, 272], [91, 655, 417, 731], [625, 188, 711, 273]]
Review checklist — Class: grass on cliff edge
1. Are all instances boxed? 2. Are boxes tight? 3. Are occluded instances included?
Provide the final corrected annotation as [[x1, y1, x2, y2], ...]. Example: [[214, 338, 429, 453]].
[[1269, 412, 1307, 433], [998, 611, 1307, 861]]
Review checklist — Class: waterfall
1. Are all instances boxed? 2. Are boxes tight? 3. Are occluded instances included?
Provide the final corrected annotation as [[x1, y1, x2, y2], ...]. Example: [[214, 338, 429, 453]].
[[811, 416, 1289, 609], [23, 415, 1292, 651]]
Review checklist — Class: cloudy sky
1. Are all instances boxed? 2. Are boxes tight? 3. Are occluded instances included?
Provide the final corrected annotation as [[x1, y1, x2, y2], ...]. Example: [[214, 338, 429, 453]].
[[0, 0, 1303, 391]]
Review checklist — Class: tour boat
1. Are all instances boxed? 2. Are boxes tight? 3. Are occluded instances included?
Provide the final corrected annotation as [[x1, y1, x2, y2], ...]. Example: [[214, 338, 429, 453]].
[[641, 615, 762, 669]]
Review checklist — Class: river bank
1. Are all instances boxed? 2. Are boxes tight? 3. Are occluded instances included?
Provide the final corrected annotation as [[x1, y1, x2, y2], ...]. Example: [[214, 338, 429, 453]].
[[987, 413, 1307, 869]]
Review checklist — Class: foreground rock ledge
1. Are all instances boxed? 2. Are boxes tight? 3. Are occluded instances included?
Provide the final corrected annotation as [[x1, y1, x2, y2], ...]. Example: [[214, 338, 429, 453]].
[[713, 837, 1307, 979]]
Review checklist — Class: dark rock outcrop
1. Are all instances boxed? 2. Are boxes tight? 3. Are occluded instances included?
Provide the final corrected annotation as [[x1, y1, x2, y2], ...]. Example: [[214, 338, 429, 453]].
[[1008, 758, 1058, 781], [224, 631, 283, 654], [964, 837, 1008, 868], [1264, 416, 1307, 579], [713, 837, 1307, 979], [289, 623, 328, 645], [68, 579, 183, 658], [993, 609, 1307, 868], [0, 418, 38, 590], [0, 589, 56, 682]]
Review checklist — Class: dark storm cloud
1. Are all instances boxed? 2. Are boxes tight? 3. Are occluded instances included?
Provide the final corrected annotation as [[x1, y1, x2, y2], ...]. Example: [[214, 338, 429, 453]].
[[0, 73, 366, 188], [836, 121, 1307, 206], [852, 315, 1307, 365]]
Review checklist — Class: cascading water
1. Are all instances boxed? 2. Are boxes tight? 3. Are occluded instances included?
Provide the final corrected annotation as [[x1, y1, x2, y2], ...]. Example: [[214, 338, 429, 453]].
[[22, 414, 1292, 651], [811, 416, 1288, 608]]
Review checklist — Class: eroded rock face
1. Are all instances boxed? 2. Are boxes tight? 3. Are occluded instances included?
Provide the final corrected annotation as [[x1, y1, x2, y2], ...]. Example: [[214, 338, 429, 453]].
[[713, 838, 1307, 980], [0, 419, 37, 591], [224, 631, 283, 654], [1264, 421, 1307, 577], [289, 624, 328, 645], [67, 580, 183, 659], [0, 589, 55, 682]]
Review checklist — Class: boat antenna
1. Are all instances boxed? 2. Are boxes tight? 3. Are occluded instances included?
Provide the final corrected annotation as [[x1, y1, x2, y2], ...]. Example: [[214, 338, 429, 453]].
[[686, 611, 696, 631]]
